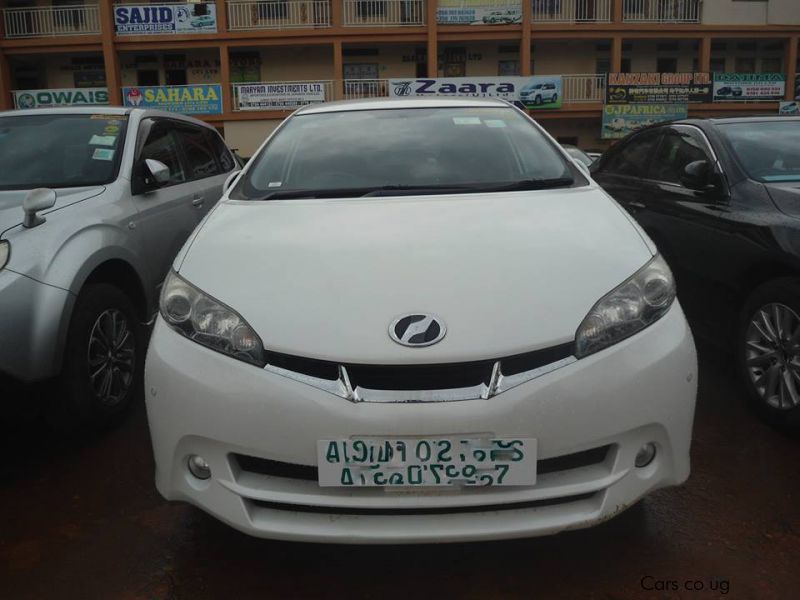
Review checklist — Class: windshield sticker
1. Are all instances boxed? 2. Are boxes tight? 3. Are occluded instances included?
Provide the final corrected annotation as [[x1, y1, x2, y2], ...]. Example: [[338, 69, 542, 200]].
[[452, 117, 482, 125], [268, 181, 282, 188], [90, 115, 127, 121], [103, 125, 121, 135], [92, 148, 115, 161], [484, 120, 507, 128], [89, 135, 117, 146]]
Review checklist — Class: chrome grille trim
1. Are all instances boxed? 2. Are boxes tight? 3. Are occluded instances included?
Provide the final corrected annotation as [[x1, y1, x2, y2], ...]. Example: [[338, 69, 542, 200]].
[[263, 355, 577, 403]]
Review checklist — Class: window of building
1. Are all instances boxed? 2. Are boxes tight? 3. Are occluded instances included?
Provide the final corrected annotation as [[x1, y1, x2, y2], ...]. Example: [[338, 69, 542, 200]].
[[498, 60, 519, 76], [596, 58, 610, 74], [735, 57, 756, 73], [760, 58, 782, 73], [710, 58, 726, 73], [164, 54, 186, 86], [230, 51, 261, 83], [137, 70, 160, 86], [657, 57, 678, 73], [621, 58, 632, 73]]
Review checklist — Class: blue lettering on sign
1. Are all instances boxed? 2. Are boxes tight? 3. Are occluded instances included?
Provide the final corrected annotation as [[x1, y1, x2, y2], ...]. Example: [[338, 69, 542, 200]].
[[115, 5, 176, 31]]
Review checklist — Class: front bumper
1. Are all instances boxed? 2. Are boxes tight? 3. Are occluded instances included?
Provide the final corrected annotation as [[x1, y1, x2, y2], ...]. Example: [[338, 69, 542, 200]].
[[0, 269, 74, 383], [145, 303, 697, 544]]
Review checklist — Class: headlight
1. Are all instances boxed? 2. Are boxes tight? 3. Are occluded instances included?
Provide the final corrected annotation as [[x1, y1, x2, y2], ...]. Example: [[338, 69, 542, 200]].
[[575, 255, 676, 358], [160, 270, 266, 366], [0, 240, 9, 270]]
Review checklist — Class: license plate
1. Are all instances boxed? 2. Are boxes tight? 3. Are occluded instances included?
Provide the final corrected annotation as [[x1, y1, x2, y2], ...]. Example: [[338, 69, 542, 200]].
[[316, 437, 537, 487]]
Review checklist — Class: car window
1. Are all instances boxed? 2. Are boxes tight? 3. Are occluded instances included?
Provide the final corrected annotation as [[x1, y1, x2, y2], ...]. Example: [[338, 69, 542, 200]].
[[178, 125, 220, 180], [648, 127, 711, 185], [0, 114, 128, 191], [233, 106, 578, 200], [139, 123, 186, 185], [718, 121, 800, 183], [597, 130, 662, 178], [206, 129, 236, 173]]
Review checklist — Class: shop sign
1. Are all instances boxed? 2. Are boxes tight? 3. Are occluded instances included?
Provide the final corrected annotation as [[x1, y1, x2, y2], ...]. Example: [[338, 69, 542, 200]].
[[601, 104, 688, 139], [13, 88, 109, 109], [712, 73, 786, 101], [235, 82, 326, 111], [122, 84, 223, 114], [779, 101, 799, 115], [437, 3, 522, 25], [114, 3, 217, 35], [607, 72, 712, 104], [388, 76, 563, 109]]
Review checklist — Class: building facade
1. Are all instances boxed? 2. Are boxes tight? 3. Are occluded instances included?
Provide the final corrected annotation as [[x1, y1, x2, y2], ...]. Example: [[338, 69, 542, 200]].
[[0, 0, 798, 154]]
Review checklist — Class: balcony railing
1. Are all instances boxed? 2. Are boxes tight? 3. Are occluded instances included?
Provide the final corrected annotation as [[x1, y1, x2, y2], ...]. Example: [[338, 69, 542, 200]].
[[532, 0, 611, 23], [344, 0, 426, 27], [342, 79, 391, 99], [232, 80, 334, 110], [562, 74, 606, 103], [623, 0, 701, 23], [2, 3, 100, 38], [227, 0, 331, 30]]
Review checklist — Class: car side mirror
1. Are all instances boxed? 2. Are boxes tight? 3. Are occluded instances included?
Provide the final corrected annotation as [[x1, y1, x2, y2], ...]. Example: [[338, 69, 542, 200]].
[[680, 160, 711, 191], [145, 159, 171, 185], [22, 188, 57, 228], [223, 170, 241, 195]]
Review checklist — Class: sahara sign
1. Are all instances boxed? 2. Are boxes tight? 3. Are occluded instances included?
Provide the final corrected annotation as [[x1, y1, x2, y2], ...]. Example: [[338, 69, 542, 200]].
[[601, 104, 688, 139], [388, 76, 563, 109], [713, 73, 786, 101], [122, 84, 222, 114], [114, 3, 217, 35], [606, 73, 712, 104], [13, 88, 109, 109]]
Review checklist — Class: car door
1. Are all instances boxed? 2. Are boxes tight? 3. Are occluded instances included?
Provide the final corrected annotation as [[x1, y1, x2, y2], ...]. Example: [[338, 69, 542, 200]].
[[128, 118, 202, 295], [634, 125, 733, 329], [174, 123, 235, 221], [592, 127, 663, 215]]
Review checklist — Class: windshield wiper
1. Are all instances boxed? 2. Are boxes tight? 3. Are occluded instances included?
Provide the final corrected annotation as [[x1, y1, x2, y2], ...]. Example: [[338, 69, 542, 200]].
[[360, 184, 475, 197], [479, 177, 575, 193]]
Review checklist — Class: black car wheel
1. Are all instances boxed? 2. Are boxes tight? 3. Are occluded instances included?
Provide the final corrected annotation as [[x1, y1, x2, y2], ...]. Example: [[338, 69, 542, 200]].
[[552, 94, 558, 103], [534, 95, 542, 105], [739, 279, 800, 432], [48, 283, 143, 432]]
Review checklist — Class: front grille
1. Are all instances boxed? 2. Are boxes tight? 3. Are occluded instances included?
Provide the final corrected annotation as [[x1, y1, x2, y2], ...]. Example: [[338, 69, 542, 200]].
[[264, 342, 574, 392], [247, 493, 599, 516], [232, 444, 612, 483]]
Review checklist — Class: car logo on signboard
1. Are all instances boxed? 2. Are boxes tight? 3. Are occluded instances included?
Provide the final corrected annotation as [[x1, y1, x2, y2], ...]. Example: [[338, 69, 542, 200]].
[[389, 314, 446, 347]]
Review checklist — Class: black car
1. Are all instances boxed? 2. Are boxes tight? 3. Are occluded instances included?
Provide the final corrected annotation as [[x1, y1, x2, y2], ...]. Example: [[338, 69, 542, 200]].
[[591, 116, 800, 431]]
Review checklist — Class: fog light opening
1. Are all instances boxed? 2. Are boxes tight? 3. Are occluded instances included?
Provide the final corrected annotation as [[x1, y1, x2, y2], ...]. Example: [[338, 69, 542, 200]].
[[635, 443, 657, 468], [188, 455, 211, 480]]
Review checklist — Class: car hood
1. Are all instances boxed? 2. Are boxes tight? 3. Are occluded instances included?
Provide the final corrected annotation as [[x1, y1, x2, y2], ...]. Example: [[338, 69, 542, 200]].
[[765, 182, 800, 218], [178, 188, 654, 364], [0, 186, 106, 236]]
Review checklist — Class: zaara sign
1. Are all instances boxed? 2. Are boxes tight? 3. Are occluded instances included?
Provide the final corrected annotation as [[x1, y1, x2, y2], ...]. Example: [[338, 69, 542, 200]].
[[114, 3, 217, 35], [389, 77, 563, 109], [14, 88, 109, 109], [122, 84, 222, 114]]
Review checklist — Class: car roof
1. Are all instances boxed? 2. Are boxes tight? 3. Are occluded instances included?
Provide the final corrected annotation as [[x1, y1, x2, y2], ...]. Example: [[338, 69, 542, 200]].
[[0, 106, 219, 129], [674, 116, 800, 127], [295, 97, 511, 115]]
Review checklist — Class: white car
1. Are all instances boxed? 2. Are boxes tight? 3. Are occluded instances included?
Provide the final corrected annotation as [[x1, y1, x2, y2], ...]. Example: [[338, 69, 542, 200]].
[[145, 98, 697, 544]]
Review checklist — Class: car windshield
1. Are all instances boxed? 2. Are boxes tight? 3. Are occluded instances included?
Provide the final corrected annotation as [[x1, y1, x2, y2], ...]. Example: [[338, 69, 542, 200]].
[[719, 121, 800, 183], [0, 113, 127, 190], [232, 106, 577, 200]]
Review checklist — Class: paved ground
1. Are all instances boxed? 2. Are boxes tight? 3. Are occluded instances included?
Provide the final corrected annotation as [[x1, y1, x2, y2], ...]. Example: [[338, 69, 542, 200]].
[[1, 339, 798, 600]]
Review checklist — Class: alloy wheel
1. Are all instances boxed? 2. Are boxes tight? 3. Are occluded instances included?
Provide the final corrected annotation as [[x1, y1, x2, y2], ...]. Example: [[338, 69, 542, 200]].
[[745, 302, 800, 410], [87, 309, 136, 406]]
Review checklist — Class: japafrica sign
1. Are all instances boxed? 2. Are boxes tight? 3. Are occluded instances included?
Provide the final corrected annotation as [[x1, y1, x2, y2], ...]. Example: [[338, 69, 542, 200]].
[[114, 3, 217, 35], [713, 73, 786, 102], [606, 73, 713, 104], [235, 82, 326, 111], [436, 1, 522, 25], [602, 104, 689, 139], [122, 84, 222, 114], [13, 88, 109, 109], [389, 77, 563, 109]]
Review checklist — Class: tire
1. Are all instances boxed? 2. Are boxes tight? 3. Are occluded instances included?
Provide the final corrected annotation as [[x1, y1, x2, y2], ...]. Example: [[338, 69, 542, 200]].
[[552, 93, 558, 103], [738, 278, 800, 433], [535, 95, 542, 105], [47, 283, 144, 433]]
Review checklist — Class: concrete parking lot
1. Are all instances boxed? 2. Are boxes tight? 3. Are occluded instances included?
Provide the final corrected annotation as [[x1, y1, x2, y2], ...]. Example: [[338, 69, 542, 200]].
[[1, 339, 798, 600]]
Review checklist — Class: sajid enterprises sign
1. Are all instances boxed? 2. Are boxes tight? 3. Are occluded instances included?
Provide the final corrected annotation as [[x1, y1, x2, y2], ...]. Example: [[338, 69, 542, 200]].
[[13, 88, 109, 109]]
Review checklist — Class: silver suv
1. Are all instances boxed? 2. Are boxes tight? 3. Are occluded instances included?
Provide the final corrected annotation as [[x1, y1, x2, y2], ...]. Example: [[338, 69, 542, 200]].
[[0, 107, 239, 429]]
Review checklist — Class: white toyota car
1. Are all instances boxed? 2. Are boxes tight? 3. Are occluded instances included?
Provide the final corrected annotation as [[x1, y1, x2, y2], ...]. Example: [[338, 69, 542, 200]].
[[145, 98, 697, 544]]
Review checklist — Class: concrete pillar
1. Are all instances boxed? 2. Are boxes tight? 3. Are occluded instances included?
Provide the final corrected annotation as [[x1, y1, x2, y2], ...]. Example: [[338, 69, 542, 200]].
[[99, 0, 121, 105], [333, 40, 343, 99], [426, 0, 438, 76], [611, 36, 623, 73], [0, 50, 12, 110], [220, 44, 232, 114], [699, 36, 712, 73], [521, 0, 532, 76], [786, 36, 798, 101], [215, 0, 228, 33]]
